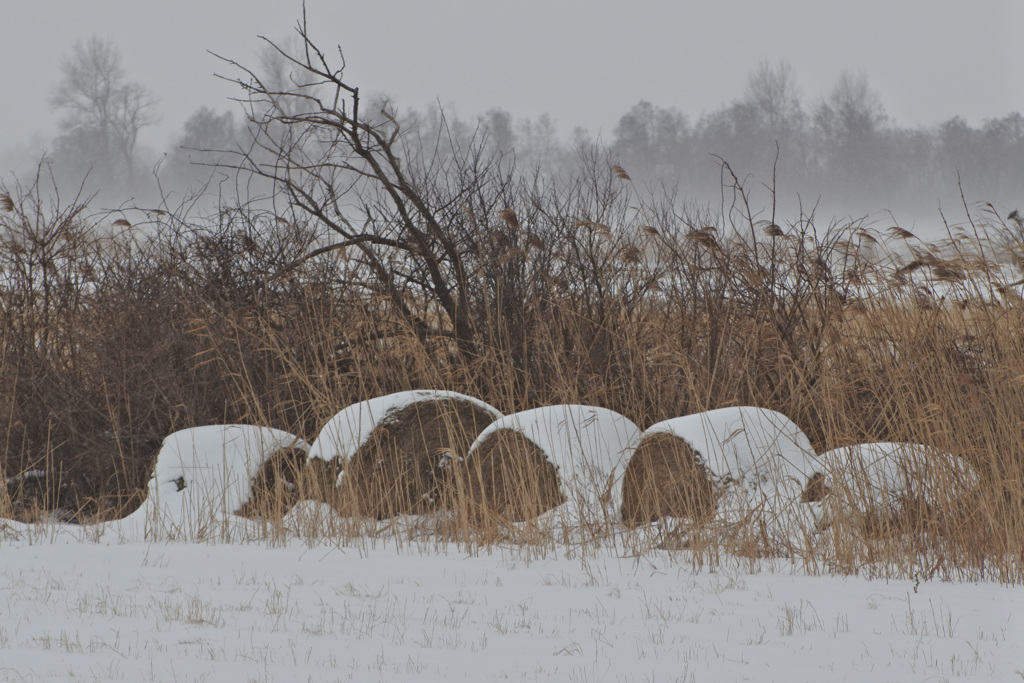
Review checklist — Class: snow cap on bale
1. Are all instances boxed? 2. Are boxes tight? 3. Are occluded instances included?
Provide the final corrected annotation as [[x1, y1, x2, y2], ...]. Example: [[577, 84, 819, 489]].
[[624, 406, 820, 532], [308, 390, 503, 519], [309, 390, 502, 467], [814, 442, 979, 536], [463, 404, 641, 523], [122, 425, 308, 540]]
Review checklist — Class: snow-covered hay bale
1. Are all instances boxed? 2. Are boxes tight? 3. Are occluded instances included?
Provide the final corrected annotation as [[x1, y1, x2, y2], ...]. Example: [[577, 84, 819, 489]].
[[459, 428, 564, 523], [460, 405, 641, 524], [234, 444, 310, 519], [622, 407, 820, 534], [814, 442, 980, 536], [3, 470, 89, 523], [620, 432, 717, 525], [307, 391, 502, 519], [123, 425, 309, 538]]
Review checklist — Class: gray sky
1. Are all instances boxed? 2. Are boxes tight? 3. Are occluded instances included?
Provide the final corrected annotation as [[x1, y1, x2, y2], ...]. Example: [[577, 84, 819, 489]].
[[2, 0, 1022, 170]]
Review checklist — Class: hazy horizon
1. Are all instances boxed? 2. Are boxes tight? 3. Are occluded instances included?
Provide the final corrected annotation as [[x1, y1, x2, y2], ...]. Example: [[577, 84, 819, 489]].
[[4, 2, 1021, 150], [2, 1, 1022, 232]]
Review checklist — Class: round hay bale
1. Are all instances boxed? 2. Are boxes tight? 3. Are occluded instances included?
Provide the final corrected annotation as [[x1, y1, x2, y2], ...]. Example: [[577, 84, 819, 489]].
[[456, 405, 640, 526], [234, 445, 309, 519], [624, 407, 820, 532], [621, 432, 716, 526], [308, 391, 502, 519], [119, 425, 309, 540], [816, 442, 979, 537], [456, 428, 565, 523]]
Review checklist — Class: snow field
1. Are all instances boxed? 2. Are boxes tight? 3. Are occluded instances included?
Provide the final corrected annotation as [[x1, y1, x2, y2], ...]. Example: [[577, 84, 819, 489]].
[[0, 540, 1020, 682]]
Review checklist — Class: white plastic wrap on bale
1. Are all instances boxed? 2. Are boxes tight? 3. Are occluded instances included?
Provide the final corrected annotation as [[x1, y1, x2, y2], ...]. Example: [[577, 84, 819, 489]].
[[121, 425, 308, 539], [819, 442, 978, 517], [468, 404, 641, 521], [308, 391, 503, 483], [642, 406, 820, 536]]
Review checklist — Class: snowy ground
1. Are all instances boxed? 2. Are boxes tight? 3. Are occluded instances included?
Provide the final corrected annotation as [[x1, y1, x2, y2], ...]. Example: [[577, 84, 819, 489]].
[[1, 527, 1021, 682]]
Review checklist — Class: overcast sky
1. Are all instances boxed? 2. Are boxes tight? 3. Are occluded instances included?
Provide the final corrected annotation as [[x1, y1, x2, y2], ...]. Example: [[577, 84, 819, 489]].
[[2, 0, 1022, 171]]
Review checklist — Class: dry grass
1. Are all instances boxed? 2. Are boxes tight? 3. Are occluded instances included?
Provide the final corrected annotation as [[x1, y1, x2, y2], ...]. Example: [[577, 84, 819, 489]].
[[2, 158, 1023, 581]]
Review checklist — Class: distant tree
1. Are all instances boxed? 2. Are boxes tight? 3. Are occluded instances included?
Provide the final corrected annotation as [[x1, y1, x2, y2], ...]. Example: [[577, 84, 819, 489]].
[[611, 100, 690, 182], [515, 113, 565, 171], [163, 107, 243, 191], [742, 60, 804, 144], [979, 113, 1024, 200], [811, 71, 888, 202], [813, 71, 887, 156], [934, 113, 1024, 206], [50, 37, 158, 189], [936, 116, 978, 192], [480, 108, 515, 155]]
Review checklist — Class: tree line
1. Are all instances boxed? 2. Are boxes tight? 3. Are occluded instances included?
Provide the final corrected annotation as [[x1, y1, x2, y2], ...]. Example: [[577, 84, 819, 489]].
[[30, 39, 1021, 228]]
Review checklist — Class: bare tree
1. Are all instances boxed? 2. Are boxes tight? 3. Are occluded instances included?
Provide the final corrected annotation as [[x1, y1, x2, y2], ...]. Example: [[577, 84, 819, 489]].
[[813, 71, 887, 150], [50, 37, 158, 187], [163, 107, 243, 192], [218, 16, 503, 360], [743, 60, 804, 143]]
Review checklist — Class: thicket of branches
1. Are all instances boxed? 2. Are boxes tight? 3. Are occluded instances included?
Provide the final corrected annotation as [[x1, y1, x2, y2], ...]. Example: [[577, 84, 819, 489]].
[[1, 24, 1022, 575]]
